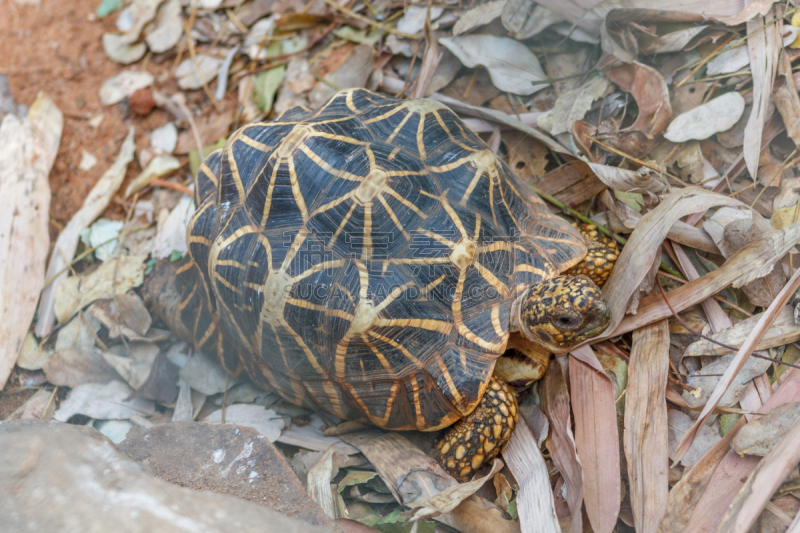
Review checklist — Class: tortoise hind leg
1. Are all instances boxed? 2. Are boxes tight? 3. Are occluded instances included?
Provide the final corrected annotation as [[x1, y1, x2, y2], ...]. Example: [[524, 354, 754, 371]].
[[437, 377, 518, 482]]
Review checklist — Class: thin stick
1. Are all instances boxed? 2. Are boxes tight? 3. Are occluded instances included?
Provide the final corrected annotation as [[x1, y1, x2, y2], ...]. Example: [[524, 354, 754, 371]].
[[150, 179, 194, 196]]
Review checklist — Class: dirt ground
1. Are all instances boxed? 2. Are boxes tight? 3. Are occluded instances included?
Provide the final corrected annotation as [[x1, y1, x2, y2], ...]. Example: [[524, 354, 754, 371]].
[[0, 0, 172, 236]]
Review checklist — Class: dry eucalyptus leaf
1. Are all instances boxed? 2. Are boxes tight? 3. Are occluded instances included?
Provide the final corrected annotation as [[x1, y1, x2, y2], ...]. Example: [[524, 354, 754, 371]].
[[453, 0, 506, 36], [723, 217, 787, 307], [125, 155, 180, 198], [175, 55, 223, 90], [102, 33, 147, 64], [121, 0, 163, 44], [178, 349, 233, 395], [664, 92, 745, 142], [153, 195, 195, 259], [55, 313, 100, 352], [53, 254, 147, 325], [639, 26, 707, 55], [0, 94, 61, 388], [682, 352, 773, 409], [144, 0, 182, 53], [309, 44, 374, 107], [684, 306, 799, 357], [502, 0, 563, 39], [707, 45, 750, 76], [99, 71, 154, 105], [538, 75, 609, 136], [732, 402, 800, 456], [54, 379, 156, 421], [667, 409, 721, 468], [439, 35, 548, 96], [43, 348, 119, 387], [204, 404, 285, 442]]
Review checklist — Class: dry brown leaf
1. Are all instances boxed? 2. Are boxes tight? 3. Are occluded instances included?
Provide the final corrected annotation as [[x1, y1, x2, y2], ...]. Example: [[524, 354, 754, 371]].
[[717, 412, 800, 532], [683, 367, 800, 530], [663, 92, 745, 143], [0, 94, 61, 390], [570, 346, 620, 533], [732, 402, 800, 456], [503, 421, 560, 533], [340, 431, 518, 533], [541, 362, 583, 533], [537, 75, 609, 136], [604, 61, 672, 137], [408, 459, 504, 521], [36, 127, 136, 337], [684, 306, 799, 357], [723, 217, 788, 307], [743, 6, 780, 179], [658, 416, 747, 532], [674, 268, 800, 461], [772, 49, 800, 145], [624, 321, 669, 533]]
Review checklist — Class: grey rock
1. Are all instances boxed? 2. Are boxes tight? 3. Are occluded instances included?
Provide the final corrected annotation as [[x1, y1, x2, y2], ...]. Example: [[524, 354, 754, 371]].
[[0, 419, 331, 533]]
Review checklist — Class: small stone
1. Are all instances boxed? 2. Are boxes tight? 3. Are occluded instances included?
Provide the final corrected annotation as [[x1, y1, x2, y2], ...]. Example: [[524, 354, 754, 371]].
[[129, 87, 155, 115]]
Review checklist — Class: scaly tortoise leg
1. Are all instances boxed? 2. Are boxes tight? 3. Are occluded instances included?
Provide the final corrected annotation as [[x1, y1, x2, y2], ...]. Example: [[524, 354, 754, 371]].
[[437, 377, 518, 482]]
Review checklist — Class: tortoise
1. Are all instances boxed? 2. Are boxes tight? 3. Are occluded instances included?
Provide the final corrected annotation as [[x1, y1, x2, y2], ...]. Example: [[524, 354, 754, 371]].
[[144, 88, 618, 481]]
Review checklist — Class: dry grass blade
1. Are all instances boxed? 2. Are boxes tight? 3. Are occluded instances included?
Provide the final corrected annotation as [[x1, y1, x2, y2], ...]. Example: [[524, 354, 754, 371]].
[[743, 6, 779, 179], [657, 416, 747, 533], [605, 219, 800, 339], [503, 420, 560, 533], [716, 416, 800, 532], [624, 321, 669, 533], [35, 127, 136, 338], [674, 268, 800, 462], [541, 363, 583, 533], [0, 94, 61, 390], [569, 346, 620, 533]]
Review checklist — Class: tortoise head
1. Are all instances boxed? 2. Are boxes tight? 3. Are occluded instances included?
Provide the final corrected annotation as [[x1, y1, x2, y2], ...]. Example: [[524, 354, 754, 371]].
[[514, 275, 610, 354]]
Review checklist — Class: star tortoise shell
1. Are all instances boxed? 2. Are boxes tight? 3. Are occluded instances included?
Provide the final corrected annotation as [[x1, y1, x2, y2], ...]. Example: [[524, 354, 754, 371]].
[[171, 88, 588, 431]]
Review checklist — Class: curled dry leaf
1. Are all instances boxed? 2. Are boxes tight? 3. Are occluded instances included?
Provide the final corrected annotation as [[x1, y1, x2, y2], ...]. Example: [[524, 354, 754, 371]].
[[732, 402, 800, 456], [664, 92, 745, 143], [604, 61, 672, 140], [0, 94, 61, 389], [587, 162, 666, 194], [125, 155, 181, 198], [99, 71, 154, 106], [102, 33, 146, 65], [144, 0, 182, 54], [439, 35, 548, 96]]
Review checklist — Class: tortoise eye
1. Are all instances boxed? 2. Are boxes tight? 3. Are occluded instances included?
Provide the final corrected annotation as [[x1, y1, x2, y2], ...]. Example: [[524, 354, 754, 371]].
[[554, 315, 581, 329]]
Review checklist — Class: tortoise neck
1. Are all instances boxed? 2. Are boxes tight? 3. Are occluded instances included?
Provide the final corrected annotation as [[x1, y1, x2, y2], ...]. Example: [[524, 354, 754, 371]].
[[509, 291, 530, 337]]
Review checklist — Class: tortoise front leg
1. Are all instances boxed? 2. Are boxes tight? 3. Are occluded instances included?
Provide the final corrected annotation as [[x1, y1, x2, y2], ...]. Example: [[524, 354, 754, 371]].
[[437, 377, 518, 481]]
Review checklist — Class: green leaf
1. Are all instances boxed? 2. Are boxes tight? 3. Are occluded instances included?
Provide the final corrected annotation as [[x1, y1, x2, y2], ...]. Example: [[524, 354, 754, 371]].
[[169, 250, 183, 262], [361, 510, 437, 533], [337, 470, 378, 493], [97, 0, 123, 18], [613, 189, 645, 212], [334, 26, 383, 45], [719, 412, 742, 437], [145, 258, 159, 275], [507, 499, 518, 519], [253, 66, 286, 114]]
